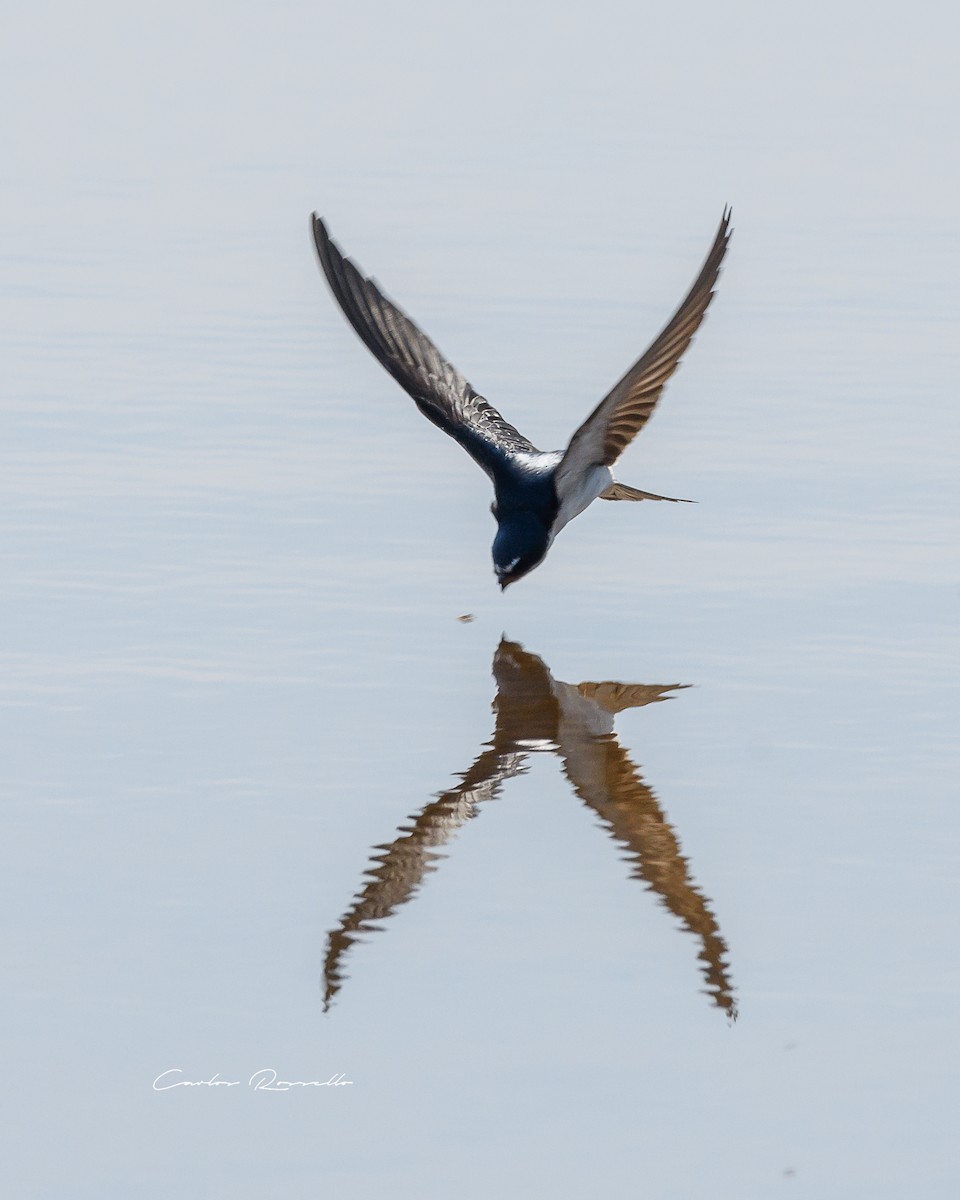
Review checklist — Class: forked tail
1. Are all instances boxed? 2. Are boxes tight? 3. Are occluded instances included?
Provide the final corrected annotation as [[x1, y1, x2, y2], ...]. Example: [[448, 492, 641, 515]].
[[600, 482, 694, 503]]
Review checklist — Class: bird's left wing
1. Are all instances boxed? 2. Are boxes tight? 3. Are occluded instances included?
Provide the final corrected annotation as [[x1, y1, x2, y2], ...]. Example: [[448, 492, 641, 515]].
[[312, 215, 537, 477], [555, 208, 731, 498]]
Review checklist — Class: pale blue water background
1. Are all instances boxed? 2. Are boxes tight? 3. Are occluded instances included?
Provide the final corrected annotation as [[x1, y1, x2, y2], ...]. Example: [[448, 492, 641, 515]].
[[2, 1, 958, 1196]]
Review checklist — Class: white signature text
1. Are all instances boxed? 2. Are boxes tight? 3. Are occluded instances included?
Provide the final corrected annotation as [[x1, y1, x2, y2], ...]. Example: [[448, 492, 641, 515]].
[[153, 1068, 353, 1092]]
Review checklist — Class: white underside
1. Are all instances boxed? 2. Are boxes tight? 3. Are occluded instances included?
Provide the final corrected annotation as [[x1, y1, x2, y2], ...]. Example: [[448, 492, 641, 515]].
[[553, 463, 614, 536]]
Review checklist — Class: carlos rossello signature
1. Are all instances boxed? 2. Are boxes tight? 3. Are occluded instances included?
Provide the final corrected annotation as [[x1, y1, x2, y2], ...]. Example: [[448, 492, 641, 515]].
[[153, 1068, 353, 1092]]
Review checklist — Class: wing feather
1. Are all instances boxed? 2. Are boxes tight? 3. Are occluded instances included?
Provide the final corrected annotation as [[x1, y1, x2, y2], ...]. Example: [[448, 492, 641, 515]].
[[556, 209, 731, 495], [311, 215, 538, 475]]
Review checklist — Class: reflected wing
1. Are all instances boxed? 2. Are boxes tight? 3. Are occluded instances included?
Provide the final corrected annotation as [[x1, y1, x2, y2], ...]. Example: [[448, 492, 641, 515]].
[[311, 216, 538, 478], [322, 744, 528, 1011], [555, 209, 731, 496], [552, 681, 737, 1018], [322, 637, 566, 1011]]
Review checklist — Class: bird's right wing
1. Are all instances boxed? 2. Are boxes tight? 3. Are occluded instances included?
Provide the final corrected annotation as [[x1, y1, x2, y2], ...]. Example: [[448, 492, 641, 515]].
[[312, 216, 538, 477]]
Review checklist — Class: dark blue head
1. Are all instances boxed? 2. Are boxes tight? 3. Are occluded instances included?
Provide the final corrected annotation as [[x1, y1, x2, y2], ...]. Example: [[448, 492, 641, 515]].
[[492, 513, 552, 590]]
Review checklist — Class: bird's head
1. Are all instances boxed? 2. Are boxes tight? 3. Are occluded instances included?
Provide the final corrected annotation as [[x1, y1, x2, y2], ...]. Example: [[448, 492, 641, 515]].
[[492, 514, 551, 590]]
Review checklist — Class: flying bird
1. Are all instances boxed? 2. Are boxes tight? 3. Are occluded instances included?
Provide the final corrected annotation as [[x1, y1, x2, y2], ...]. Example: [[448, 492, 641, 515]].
[[321, 638, 735, 1018], [311, 210, 731, 588]]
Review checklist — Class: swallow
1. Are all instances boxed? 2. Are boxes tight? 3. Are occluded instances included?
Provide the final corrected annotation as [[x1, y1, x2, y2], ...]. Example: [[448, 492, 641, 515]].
[[311, 210, 731, 589], [322, 638, 735, 1018]]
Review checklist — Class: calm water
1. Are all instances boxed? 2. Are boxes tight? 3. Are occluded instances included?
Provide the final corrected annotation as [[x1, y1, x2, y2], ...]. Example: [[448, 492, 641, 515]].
[[3, 1, 959, 1196]]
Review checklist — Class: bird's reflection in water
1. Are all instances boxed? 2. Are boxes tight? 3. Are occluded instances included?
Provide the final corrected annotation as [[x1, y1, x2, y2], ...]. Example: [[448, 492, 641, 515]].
[[323, 639, 736, 1019]]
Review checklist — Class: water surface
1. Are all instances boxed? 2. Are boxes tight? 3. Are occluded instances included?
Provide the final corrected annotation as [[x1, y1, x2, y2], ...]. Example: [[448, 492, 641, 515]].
[[2, 1, 959, 1196]]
